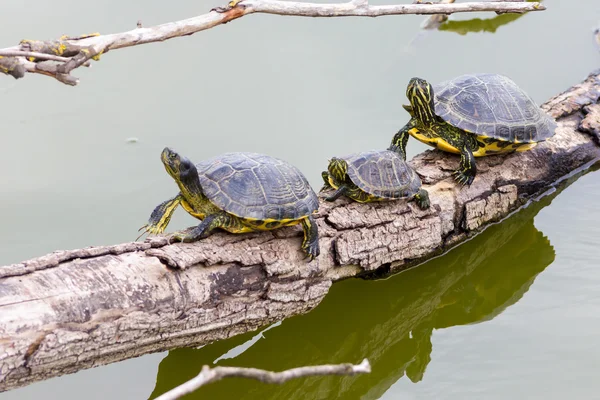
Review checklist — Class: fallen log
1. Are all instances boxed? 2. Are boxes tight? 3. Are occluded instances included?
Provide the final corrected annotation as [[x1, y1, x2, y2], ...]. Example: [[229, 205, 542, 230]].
[[1, 69, 599, 392], [150, 183, 560, 399]]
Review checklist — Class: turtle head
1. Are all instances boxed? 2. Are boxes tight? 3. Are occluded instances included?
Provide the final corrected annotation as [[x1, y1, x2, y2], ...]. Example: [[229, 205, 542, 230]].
[[161, 147, 202, 195], [327, 157, 348, 183], [406, 77, 436, 125]]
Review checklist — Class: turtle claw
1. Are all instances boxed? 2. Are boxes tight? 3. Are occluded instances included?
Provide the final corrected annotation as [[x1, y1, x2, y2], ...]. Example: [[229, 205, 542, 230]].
[[452, 170, 475, 186], [302, 241, 320, 261], [135, 230, 148, 242], [136, 224, 153, 242], [167, 231, 187, 245], [136, 222, 167, 242]]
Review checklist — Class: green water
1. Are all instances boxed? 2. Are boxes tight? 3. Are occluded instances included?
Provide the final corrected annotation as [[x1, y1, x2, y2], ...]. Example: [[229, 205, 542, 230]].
[[1, 0, 600, 398]]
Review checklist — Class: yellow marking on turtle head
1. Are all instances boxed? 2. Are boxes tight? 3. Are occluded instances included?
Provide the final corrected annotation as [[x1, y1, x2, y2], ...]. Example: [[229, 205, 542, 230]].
[[407, 77, 435, 125]]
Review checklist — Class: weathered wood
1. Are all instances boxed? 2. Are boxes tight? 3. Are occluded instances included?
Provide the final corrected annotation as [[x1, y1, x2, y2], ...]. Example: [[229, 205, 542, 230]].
[[0, 1, 545, 85], [1, 70, 599, 392]]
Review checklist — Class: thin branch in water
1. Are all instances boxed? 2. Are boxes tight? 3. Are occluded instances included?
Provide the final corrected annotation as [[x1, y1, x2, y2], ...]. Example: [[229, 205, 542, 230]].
[[155, 359, 372, 400]]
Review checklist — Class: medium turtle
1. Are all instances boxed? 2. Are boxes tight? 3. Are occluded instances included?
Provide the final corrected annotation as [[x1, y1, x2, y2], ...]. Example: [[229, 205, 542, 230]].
[[321, 147, 430, 209], [391, 73, 557, 185], [140, 148, 320, 259]]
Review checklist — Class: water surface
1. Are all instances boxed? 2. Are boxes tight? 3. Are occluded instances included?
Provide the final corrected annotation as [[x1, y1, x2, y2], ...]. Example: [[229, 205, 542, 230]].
[[1, 0, 599, 398]]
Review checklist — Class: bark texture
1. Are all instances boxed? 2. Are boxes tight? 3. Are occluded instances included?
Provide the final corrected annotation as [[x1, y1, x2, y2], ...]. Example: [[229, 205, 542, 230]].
[[1, 70, 600, 392]]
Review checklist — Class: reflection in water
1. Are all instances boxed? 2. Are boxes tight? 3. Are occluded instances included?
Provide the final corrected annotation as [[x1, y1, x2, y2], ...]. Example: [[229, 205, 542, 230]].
[[149, 190, 557, 399], [439, 12, 530, 35], [408, 1, 543, 50]]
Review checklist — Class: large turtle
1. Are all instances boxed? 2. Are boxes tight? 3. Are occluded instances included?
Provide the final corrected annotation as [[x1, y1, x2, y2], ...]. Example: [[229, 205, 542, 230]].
[[321, 147, 430, 209], [140, 148, 320, 259], [390, 73, 557, 185]]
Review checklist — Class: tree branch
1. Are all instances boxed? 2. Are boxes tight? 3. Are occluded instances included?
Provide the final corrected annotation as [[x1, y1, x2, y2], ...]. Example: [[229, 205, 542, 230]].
[[155, 359, 371, 400], [0, 1, 545, 85]]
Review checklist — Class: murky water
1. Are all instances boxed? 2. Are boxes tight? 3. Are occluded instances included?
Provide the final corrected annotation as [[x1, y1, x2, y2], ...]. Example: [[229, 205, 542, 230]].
[[1, 0, 599, 398]]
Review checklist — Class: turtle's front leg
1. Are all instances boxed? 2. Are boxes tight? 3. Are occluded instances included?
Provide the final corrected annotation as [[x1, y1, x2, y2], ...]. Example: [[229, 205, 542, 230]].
[[453, 144, 477, 186], [170, 211, 240, 243], [389, 123, 411, 160], [325, 185, 348, 202], [138, 194, 183, 238], [320, 171, 332, 192]]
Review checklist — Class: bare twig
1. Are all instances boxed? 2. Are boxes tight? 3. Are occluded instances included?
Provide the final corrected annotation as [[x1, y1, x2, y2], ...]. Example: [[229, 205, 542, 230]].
[[0, 50, 91, 66], [155, 359, 371, 400], [0, 1, 545, 85]]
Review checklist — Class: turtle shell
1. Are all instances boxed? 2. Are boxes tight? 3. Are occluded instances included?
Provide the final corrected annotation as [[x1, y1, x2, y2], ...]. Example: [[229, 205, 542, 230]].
[[345, 150, 422, 199], [195, 152, 318, 221], [433, 73, 557, 142]]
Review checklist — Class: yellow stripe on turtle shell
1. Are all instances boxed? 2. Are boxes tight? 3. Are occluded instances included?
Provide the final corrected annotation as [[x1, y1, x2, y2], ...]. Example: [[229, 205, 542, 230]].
[[181, 197, 303, 233], [514, 143, 537, 152], [240, 217, 303, 231], [473, 141, 537, 156], [409, 128, 461, 154], [409, 128, 538, 157]]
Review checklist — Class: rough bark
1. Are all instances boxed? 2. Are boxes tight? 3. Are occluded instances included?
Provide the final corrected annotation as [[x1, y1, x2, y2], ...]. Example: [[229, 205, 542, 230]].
[[0, 1, 544, 85], [1, 70, 599, 392]]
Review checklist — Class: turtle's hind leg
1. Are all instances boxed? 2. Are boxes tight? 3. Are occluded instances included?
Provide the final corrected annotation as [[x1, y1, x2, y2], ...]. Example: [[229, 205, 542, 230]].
[[413, 189, 430, 210], [453, 144, 477, 186], [301, 215, 320, 260]]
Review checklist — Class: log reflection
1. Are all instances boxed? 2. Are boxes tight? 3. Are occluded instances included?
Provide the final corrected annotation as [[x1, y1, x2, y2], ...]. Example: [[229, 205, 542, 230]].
[[150, 190, 558, 399]]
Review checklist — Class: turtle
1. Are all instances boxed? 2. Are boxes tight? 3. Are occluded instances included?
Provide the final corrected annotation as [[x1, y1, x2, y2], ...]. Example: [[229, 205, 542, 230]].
[[321, 146, 430, 209], [140, 148, 320, 260], [390, 73, 557, 186]]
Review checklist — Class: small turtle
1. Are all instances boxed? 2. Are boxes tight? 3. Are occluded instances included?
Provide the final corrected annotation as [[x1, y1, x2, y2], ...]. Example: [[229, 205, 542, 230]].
[[391, 73, 557, 185], [140, 148, 320, 259], [321, 147, 430, 209]]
